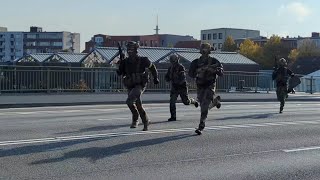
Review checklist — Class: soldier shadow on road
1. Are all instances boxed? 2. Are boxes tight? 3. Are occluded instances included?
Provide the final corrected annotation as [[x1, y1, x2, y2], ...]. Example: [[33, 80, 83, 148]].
[[30, 134, 195, 165], [56, 121, 172, 135], [0, 137, 110, 158], [215, 113, 277, 121]]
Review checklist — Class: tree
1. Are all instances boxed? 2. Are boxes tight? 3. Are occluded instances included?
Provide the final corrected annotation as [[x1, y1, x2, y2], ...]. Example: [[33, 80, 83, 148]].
[[261, 35, 291, 69], [288, 49, 299, 63], [222, 36, 237, 52], [239, 39, 263, 63]]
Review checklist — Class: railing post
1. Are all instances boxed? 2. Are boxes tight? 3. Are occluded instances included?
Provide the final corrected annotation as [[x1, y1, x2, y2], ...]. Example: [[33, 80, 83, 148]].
[[91, 68, 94, 93], [310, 76, 313, 94], [47, 68, 50, 93], [255, 73, 258, 93]]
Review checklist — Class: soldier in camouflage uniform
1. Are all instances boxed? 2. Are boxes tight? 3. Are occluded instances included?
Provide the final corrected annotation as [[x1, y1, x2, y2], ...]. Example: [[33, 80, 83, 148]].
[[165, 54, 199, 122], [272, 58, 294, 113], [117, 41, 160, 131], [189, 43, 223, 135]]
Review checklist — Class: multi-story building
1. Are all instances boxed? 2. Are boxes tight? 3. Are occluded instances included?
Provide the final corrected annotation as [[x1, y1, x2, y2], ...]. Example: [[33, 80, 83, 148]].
[[297, 32, 320, 49], [83, 34, 195, 53], [0, 31, 24, 62], [201, 28, 260, 50], [24, 26, 80, 54], [0, 26, 80, 62]]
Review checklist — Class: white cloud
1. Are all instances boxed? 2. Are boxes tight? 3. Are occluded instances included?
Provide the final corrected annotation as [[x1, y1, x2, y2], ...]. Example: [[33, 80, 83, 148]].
[[278, 2, 311, 22]]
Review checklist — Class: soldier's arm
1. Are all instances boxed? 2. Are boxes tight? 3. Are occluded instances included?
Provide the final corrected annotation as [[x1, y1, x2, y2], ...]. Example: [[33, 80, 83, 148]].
[[143, 57, 159, 84], [178, 65, 186, 75], [165, 67, 171, 82], [188, 60, 197, 78], [287, 69, 294, 77], [117, 59, 125, 76], [272, 69, 278, 80], [216, 62, 224, 77]]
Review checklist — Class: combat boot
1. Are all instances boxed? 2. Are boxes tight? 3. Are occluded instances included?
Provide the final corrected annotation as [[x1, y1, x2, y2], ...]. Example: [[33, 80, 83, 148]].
[[142, 120, 150, 131], [209, 96, 221, 110], [194, 101, 199, 108], [168, 117, 176, 121], [130, 121, 139, 128], [214, 96, 221, 109], [195, 122, 205, 135], [279, 106, 284, 113]]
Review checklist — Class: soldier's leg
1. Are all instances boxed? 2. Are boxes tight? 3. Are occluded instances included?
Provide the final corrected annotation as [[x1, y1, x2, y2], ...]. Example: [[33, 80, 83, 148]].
[[180, 86, 198, 108], [209, 86, 221, 110], [132, 85, 150, 131], [126, 87, 140, 128], [280, 86, 288, 113], [169, 88, 179, 121], [195, 87, 212, 135]]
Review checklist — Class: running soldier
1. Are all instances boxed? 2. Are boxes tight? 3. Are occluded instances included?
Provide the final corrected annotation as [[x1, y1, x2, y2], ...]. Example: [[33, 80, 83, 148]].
[[117, 41, 160, 131], [272, 58, 294, 113], [165, 54, 198, 121], [189, 43, 223, 135]]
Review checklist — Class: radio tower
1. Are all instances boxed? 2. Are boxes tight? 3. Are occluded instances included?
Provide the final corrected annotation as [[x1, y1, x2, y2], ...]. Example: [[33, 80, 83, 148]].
[[154, 15, 160, 35]]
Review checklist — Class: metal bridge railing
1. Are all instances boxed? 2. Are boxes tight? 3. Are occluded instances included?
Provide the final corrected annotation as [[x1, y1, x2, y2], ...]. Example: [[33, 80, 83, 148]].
[[0, 66, 318, 94]]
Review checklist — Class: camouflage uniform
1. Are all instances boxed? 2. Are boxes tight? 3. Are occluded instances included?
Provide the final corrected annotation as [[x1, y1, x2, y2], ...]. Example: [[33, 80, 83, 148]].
[[189, 43, 223, 135], [272, 58, 294, 113], [165, 54, 198, 121], [117, 41, 159, 131]]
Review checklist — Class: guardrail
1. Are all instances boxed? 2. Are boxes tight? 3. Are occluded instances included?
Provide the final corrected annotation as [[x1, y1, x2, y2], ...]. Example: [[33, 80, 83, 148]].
[[0, 66, 318, 94]]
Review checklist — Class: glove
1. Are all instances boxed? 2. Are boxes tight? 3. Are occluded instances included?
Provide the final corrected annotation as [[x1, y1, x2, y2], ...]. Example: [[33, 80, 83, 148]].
[[153, 78, 160, 85]]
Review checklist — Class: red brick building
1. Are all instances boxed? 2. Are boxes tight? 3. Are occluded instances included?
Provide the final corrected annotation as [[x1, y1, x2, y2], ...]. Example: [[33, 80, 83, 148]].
[[83, 34, 195, 53]]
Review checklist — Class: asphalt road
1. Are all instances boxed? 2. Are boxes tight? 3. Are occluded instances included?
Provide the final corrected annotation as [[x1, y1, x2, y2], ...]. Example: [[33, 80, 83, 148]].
[[1, 101, 320, 180]]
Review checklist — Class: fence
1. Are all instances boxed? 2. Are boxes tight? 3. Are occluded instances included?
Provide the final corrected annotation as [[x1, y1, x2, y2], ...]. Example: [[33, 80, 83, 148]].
[[0, 66, 318, 94]]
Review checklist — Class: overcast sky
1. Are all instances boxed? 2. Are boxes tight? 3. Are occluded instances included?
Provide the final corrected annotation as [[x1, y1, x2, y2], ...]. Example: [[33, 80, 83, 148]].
[[1, 0, 318, 51]]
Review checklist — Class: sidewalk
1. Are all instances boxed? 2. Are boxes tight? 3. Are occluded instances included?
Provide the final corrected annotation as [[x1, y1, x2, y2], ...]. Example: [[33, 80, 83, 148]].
[[0, 91, 319, 109]]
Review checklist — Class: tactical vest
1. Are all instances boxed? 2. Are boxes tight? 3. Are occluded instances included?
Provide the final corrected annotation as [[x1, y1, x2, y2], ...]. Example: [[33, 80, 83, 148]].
[[123, 57, 149, 88], [276, 68, 288, 86], [196, 57, 217, 86], [170, 64, 186, 85]]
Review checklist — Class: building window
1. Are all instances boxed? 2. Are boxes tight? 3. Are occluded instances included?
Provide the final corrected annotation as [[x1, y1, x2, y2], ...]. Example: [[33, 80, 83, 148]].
[[213, 33, 217, 39], [218, 43, 223, 49], [25, 42, 36, 46], [10, 34, 14, 38], [208, 34, 211, 40], [53, 42, 63, 46], [94, 37, 104, 43], [219, 33, 223, 39], [202, 34, 206, 40], [11, 56, 15, 60], [39, 42, 50, 46], [26, 34, 37, 39]]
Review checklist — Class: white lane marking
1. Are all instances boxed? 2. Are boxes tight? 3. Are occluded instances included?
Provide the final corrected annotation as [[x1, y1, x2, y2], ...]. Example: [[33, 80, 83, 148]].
[[0, 108, 130, 116], [1, 102, 319, 116], [97, 117, 128, 121], [2, 120, 320, 147], [283, 146, 320, 153]]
